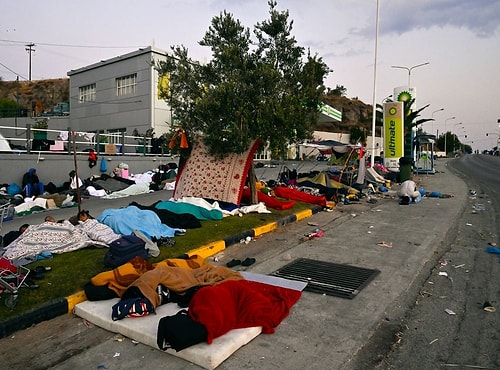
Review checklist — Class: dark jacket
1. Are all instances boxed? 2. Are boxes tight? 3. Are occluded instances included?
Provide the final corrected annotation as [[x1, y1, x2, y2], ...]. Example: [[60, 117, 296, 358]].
[[22, 168, 40, 188]]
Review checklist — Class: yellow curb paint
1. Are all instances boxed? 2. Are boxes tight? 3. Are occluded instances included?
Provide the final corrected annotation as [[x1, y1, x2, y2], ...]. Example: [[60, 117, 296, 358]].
[[66, 290, 87, 313], [295, 209, 313, 221], [187, 240, 226, 259], [253, 222, 278, 237]]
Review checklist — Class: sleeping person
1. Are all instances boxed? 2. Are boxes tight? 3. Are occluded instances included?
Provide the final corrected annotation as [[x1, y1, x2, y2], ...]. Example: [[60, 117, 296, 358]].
[[77, 210, 122, 244]]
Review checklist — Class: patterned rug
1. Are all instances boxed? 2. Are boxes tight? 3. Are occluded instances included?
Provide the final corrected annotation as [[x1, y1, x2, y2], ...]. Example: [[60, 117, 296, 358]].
[[174, 139, 259, 206]]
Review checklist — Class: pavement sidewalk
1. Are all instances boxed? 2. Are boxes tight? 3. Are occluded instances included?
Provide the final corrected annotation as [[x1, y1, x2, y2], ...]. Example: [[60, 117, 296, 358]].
[[0, 160, 467, 369], [208, 159, 467, 369]]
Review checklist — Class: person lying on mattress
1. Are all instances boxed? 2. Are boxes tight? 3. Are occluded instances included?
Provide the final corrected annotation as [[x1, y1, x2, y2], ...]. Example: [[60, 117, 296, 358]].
[[84, 255, 243, 308]]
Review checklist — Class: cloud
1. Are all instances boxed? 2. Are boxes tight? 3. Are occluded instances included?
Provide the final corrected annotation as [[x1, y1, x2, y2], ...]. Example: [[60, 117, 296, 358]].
[[354, 0, 500, 39]]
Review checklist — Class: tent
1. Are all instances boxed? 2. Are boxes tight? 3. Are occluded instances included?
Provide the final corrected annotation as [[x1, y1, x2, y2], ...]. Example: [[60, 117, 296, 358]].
[[0, 133, 12, 152], [300, 140, 359, 159]]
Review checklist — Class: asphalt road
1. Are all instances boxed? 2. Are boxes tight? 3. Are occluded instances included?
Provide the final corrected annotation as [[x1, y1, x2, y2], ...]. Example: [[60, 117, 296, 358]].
[[362, 155, 500, 369], [0, 156, 498, 369]]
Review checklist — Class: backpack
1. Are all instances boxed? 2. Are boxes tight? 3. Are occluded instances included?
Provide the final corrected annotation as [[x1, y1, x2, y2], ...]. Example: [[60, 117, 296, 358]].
[[104, 234, 148, 269]]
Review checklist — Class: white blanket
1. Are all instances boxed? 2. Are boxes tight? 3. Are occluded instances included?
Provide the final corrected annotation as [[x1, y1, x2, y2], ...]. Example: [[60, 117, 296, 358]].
[[2, 221, 107, 263], [102, 182, 150, 199]]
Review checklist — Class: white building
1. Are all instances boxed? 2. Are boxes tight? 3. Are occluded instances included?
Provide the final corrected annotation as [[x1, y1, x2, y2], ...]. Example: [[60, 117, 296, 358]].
[[67, 46, 171, 137]]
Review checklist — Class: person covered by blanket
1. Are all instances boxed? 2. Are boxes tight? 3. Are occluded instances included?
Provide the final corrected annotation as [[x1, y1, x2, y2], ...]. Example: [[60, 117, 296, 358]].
[[2, 223, 29, 248], [77, 210, 122, 244], [22, 167, 44, 197], [397, 179, 422, 205], [44, 215, 72, 224]]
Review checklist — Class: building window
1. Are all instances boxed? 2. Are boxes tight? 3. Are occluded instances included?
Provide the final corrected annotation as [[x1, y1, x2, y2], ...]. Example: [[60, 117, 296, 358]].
[[79, 84, 96, 103], [116, 74, 137, 96]]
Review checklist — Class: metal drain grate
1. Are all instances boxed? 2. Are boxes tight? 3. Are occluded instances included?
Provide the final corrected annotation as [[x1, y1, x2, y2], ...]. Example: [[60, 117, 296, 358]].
[[271, 258, 380, 299]]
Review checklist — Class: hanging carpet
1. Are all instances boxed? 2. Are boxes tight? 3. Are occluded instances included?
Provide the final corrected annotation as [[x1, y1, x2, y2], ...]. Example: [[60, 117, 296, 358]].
[[174, 139, 260, 206]]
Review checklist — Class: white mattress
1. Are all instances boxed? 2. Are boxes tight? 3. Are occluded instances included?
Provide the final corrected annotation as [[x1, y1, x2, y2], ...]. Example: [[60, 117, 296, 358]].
[[73, 273, 305, 370], [74, 299, 262, 370]]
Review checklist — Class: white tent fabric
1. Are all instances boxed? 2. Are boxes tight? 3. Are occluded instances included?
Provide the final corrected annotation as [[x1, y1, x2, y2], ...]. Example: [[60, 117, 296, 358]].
[[0, 133, 12, 152]]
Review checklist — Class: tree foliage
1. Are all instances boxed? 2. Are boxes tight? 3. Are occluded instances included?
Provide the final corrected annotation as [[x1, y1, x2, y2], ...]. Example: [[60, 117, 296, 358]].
[[326, 85, 347, 97], [0, 98, 19, 118], [349, 126, 365, 145], [436, 132, 469, 155], [156, 0, 330, 159], [402, 98, 432, 158]]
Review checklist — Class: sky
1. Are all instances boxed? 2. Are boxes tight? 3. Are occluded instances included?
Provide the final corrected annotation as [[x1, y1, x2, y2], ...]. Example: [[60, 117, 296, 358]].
[[1, 0, 499, 151]]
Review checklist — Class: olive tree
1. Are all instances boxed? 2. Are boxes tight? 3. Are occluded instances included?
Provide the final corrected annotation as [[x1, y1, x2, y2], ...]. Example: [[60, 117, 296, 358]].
[[156, 1, 329, 201]]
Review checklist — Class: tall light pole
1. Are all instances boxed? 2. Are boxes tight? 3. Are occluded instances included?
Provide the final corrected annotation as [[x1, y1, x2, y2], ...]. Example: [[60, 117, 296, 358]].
[[391, 62, 430, 86], [453, 123, 463, 152], [370, 0, 380, 167], [431, 108, 444, 135], [485, 133, 499, 153], [444, 116, 456, 157]]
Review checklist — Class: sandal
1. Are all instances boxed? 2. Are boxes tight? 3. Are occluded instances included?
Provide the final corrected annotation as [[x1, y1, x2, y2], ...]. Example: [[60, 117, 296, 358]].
[[226, 259, 241, 268], [241, 257, 256, 267]]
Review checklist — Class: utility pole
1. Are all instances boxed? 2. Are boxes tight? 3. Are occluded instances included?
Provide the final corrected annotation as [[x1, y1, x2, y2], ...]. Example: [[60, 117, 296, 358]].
[[15, 76, 19, 134], [25, 42, 35, 81]]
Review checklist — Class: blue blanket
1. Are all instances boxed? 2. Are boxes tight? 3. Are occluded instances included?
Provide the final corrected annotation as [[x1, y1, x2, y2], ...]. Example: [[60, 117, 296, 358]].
[[97, 206, 178, 238]]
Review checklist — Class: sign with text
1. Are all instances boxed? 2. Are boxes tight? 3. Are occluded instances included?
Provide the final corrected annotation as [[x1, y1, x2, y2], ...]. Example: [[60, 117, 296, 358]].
[[383, 101, 404, 171]]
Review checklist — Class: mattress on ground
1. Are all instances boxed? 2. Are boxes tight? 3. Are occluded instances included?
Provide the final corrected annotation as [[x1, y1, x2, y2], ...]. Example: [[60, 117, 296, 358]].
[[73, 273, 306, 369], [74, 299, 262, 370]]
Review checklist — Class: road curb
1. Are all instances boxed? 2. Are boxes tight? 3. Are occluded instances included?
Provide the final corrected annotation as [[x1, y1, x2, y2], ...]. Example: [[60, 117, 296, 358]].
[[0, 204, 324, 339]]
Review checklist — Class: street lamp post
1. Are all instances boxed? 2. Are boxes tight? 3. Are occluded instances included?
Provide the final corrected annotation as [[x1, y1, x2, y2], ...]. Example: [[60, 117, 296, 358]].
[[486, 132, 500, 153], [431, 108, 444, 135], [369, 0, 380, 167], [454, 125, 465, 152], [391, 62, 430, 86], [444, 116, 456, 157]]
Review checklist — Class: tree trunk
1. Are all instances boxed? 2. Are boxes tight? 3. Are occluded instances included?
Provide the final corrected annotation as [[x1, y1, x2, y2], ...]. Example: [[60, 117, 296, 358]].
[[248, 164, 258, 204]]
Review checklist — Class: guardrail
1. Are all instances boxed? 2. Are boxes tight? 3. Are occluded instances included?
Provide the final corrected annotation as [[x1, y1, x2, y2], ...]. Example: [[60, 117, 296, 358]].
[[0, 125, 171, 157]]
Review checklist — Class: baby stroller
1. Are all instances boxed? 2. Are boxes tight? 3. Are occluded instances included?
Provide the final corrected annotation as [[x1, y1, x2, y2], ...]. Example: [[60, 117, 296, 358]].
[[0, 257, 31, 308]]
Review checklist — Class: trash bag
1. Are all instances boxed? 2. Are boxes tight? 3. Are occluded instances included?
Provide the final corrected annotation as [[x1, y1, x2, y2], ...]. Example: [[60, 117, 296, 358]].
[[7, 183, 21, 195]]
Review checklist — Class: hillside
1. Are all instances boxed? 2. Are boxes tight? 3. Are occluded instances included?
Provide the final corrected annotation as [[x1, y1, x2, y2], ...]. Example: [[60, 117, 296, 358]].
[[0, 78, 69, 116], [321, 94, 376, 134]]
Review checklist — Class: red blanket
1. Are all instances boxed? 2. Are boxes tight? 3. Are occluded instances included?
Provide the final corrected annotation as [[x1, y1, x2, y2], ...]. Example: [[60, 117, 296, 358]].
[[188, 280, 301, 343], [241, 188, 296, 210], [273, 186, 327, 207]]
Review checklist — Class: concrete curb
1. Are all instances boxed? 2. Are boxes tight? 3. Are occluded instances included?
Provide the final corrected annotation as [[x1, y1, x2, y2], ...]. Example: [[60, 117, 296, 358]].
[[0, 204, 323, 339]]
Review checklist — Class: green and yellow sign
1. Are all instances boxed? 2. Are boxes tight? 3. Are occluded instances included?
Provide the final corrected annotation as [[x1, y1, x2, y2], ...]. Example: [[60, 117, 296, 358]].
[[383, 101, 404, 170]]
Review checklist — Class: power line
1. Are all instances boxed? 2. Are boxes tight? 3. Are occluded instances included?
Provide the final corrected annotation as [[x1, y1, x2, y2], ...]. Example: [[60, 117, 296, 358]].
[[0, 38, 146, 49], [0, 61, 27, 80]]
